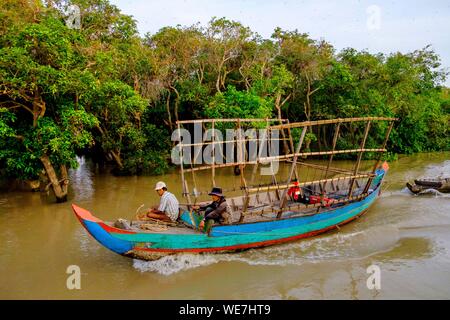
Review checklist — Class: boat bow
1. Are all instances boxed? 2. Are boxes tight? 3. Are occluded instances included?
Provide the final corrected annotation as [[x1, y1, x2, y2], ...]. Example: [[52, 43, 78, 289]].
[[72, 204, 134, 254]]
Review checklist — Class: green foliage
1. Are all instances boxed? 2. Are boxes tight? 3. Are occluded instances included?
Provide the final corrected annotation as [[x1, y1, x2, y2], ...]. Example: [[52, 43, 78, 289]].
[[205, 85, 273, 119], [0, 0, 449, 188], [130, 124, 171, 175], [311, 47, 449, 154]]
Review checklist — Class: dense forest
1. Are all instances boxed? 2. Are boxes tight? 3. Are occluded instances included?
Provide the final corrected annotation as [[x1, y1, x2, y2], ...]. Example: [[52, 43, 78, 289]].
[[1, 0, 449, 201]]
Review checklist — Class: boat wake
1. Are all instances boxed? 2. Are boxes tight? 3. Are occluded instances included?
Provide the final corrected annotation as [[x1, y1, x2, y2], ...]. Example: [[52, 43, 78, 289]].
[[132, 225, 400, 275], [381, 187, 450, 198], [416, 189, 450, 197], [133, 254, 220, 275], [380, 188, 416, 198]]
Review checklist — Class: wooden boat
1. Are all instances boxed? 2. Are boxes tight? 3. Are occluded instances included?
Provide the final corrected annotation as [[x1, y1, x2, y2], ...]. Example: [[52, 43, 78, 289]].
[[73, 117, 397, 261], [406, 177, 450, 194]]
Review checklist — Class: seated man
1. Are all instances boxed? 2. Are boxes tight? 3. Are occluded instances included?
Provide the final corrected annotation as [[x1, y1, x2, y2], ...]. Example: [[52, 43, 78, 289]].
[[288, 181, 314, 204], [146, 181, 179, 222], [287, 180, 302, 201], [192, 187, 231, 230]]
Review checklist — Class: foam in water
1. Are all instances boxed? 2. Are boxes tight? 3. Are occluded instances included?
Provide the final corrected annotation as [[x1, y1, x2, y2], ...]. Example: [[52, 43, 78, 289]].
[[133, 225, 401, 275], [417, 189, 450, 197], [133, 254, 220, 275]]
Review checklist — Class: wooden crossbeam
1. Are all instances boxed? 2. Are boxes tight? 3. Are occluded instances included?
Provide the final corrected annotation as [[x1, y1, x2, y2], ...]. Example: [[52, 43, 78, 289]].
[[286, 161, 356, 175], [177, 137, 291, 148], [183, 148, 387, 172], [278, 127, 307, 217], [176, 118, 288, 124], [247, 174, 375, 194], [348, 120, 371, 197], [269, 117, 398, 130], [363, 121, 395, 193]]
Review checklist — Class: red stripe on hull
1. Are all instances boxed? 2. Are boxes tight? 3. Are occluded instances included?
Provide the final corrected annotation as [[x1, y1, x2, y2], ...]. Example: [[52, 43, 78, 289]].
[[132, 209, 368, 254], [72, 204, 136, 235], [99, 222, 136, 234]]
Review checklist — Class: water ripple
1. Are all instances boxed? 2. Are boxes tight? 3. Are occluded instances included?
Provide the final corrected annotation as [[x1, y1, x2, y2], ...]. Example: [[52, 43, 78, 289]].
[[133, 225, 401, 275]]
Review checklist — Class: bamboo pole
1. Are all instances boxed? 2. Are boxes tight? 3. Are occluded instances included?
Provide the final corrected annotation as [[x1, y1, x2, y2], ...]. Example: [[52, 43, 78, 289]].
[[247, 173, 375, 194], [324, 122, 341, 180], [177, 122, 191, 206], [211, 120, 216, 187], [191, 123, 204, 165], [250, 119, 267, 185], [271, 192, 369, 215], [268, 126, 282, 201], [189, 151, 199, 202], [257, 148, 387, 162], [176, 118, 287, 124], [286, 124, 299, 181], [269, 117, 398, 130], [279, 118, 291, 155], [363, 121, 395, 193], [277, 126, 308, 218], [183, 148, 387, 172], [178, 137, 290, 148], [227, 191, 370, 221], [289, 161, 359, 175], [348, 121, 371, 197], [237, 119, 250, 222]]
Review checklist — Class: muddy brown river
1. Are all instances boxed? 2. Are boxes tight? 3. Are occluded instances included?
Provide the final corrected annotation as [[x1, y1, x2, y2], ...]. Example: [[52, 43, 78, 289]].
[[1, 152, 449, 299]]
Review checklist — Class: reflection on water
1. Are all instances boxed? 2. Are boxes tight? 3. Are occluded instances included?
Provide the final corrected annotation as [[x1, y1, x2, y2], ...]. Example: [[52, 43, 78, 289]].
[[69, 156, 94, 202], [0, 152, 449, 299]]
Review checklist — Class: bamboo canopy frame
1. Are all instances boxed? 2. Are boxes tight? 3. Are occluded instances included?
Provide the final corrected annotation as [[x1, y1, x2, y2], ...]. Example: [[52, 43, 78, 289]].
[[175, 117, 397, 220]]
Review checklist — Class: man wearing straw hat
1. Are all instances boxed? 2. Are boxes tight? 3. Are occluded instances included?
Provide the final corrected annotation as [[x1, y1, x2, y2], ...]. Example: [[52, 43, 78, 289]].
[[193, 187, 231, 230], [146, 181, 179, 222]]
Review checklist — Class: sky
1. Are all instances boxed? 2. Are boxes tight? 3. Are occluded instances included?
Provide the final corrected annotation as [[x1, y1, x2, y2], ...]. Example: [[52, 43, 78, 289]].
[[109, 0, 450, 86]]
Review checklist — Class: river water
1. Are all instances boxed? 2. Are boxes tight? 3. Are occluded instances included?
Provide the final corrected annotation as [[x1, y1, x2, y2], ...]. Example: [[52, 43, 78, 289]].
[[0, 152, 449, 299]]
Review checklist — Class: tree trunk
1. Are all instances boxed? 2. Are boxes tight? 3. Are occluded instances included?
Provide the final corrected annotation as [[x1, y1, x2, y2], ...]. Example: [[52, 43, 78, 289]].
[[40, 155, 68, 203], [216, 71, 222, 93], [110, 150, 123, 169], [303, 72, 320, 134], [169, 85, 180, 123], [32, 90, 45, 128], [60, 164, 69, 195], [216, 59, 225, 93], [165, 92, 173, 131], [197, 64, 204, 84], [133, 74, 140, 92], [239, 65, 250, 91], [275, 93, 290, 155], [275, 93, 282, 120]]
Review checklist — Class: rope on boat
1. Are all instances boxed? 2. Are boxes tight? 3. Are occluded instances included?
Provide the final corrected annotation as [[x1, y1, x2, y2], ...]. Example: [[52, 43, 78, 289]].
[[135, 214, 183, 228], [139, 224, 169, 232]]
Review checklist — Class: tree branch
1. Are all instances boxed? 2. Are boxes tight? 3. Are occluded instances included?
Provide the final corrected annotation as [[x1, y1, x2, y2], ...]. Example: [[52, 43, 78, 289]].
[[0, 100, 34, 115], [280, 93, 292, 107]]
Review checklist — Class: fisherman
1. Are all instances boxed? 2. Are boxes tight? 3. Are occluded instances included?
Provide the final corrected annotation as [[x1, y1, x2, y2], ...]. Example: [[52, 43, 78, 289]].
[[287, 180, 302, 201], [192, 187, 231, 230], [146, 181, 180, 222], [287, 180, 310, 204]]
